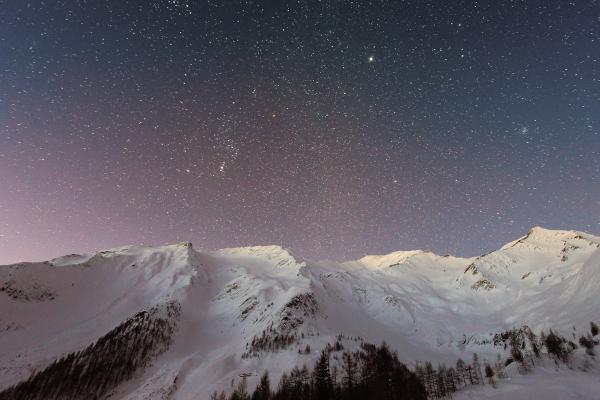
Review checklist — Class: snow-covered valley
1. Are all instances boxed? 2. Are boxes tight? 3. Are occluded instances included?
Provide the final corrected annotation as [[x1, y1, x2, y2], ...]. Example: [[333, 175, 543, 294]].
[[1, 226, 599, 399]]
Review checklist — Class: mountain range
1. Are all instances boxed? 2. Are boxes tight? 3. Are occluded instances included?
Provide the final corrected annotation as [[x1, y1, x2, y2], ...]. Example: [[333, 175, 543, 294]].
[[1, 226, 599, 399]]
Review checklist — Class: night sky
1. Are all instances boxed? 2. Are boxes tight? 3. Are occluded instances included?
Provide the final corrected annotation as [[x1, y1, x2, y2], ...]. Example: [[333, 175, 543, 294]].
[[1, 1, 599, 264]]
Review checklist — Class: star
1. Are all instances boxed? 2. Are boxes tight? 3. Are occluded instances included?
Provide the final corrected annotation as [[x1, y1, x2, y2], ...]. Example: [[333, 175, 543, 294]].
[[0, 0, 597, 265]]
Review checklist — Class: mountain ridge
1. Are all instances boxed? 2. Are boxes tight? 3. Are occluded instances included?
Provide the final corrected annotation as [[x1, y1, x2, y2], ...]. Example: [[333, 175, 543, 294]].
[[19, 226, 592, 270], [1, 226, 599, 399]]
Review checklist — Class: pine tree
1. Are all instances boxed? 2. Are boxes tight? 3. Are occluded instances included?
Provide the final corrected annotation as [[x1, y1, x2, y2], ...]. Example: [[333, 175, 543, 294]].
[[341, 351, 357, 392], [276, 372, 290, 399], [289, 366, 303, 398], [423, 361, 437, 397], [484, 364, 495, 388], [414, 361, 425, 384], [531, 341, 540, 359], [545, 330, 572, 363], [591, 321, 599, 337], [471, 353, 482, 385], [212, 391, 227, 400], [579, 335, 595, 356], [298, 365, 310, 399], [455, 358, 467, 388], [246, 342, 426, 400], [231, 377, 249, 400], [331, 364, 339, 387], [444, 367, 457, 395], [313, 350, 333, 400], [494, 354, 506, 379], [436, 364, 447, 398], [251, 371, 271, 400]]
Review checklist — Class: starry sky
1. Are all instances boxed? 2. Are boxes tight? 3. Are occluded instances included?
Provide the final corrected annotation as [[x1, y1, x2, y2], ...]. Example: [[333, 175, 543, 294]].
[[1, 0, 599, 264]]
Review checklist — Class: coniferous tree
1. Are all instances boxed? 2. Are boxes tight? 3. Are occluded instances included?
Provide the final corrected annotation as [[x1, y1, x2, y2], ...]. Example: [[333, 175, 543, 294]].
[[444, 367, 457, 394], [275, 372, 290, 400], [455, 358, 467, 388], [300, 365, 311, 392], [436, 364, 447, 398], [464, 365, 474, 386], [424, 361, 437, 397], [531, 341, 540, 359], [341, 351, 357, 393], [484, 364, 495, 388], [590, 321, 599, 337], [313, 350, 333, 400], [510, 343, 527, 373], [330, 364, 338, 391], [544, 330, 573, 363], [0, 302, 180, 400], [246, 342, 426, 400], [494, 354, 506, 379], [252, 371, 271, 400], [471, 353, 483, 385], [579, 335, 595, 356], [414, 362, 425, 386], [231, 377, 249, 400], [287, 366, 302, 399]]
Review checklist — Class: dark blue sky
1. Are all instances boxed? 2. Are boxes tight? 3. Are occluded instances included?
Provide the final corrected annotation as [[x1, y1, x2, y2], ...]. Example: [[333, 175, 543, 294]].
[[1, 0, 599, 264]]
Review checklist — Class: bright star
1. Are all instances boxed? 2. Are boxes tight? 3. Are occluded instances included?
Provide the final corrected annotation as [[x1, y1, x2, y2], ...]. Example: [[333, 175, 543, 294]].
[[368, 56, 374, 63]]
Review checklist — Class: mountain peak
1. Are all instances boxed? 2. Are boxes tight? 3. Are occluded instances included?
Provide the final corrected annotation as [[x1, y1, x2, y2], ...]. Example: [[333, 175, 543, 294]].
[[356, 250, 429, 269], [212, 244, 306, 268], [501, 226, 583, 250]]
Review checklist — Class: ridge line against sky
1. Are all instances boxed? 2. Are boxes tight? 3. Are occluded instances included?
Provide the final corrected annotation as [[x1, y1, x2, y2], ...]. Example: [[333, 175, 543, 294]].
[[0, 0, 598, 265]]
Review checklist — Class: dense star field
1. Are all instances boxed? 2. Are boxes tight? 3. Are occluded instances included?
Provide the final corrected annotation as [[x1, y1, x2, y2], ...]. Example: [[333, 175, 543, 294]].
[[0, 0, 598, 264]]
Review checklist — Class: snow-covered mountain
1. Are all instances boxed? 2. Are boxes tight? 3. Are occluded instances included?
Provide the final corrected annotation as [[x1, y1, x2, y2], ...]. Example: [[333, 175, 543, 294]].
[[1, 227, 599, 399]]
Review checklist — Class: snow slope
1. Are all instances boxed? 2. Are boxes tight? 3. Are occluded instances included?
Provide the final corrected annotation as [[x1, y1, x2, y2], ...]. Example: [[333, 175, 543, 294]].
[[0, 227, 599, 399], [454, 353, 600, 400]]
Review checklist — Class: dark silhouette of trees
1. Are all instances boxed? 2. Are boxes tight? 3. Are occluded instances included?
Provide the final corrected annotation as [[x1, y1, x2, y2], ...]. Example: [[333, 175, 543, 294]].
[[454, 358, 467, 388], [414, 353, 489, 398], [494, 354, 506, 379], [243, 327, 300, 359], [484, 364, 495, 388], [0, 302, 180, 400], [223, 342, 426, 400], [230, 377, 250, 400], [493, 326, 546, 372], [591, 322, 599, 337], [229, 323, 600, 400], [210, 391, 228, 400], [470, 353, 483, 385], [313, 350, 333, 400], [251, 372, 272, 400], [579, 335, 595, 356], [544, 330, 576, 363], [341, 351, 357, 394], [443, 365, 456, 395]]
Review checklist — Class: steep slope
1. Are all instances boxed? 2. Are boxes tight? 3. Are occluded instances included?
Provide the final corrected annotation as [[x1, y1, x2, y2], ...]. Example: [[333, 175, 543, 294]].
[[0, 242, 196, 390], [0, 227, 599, 399]]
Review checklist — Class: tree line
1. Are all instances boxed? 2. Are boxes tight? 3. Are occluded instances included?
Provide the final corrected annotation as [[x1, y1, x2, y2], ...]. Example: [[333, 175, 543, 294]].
[[418, 321, 600, 398], [213, 342, 426, 400], [217, 321, 600, 400], [0, 301, 180, 400]]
